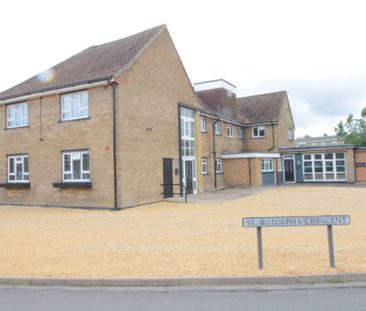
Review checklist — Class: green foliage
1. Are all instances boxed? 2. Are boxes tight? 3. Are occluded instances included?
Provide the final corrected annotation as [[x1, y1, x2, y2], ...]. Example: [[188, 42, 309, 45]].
[[335, 108, 366, 147]]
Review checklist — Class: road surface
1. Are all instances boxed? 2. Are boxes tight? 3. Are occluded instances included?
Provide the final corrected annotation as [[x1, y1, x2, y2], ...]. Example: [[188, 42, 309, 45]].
[[0, 284, 365, 310]]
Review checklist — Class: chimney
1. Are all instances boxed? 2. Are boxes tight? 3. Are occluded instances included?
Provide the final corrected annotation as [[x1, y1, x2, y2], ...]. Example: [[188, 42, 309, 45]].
[[194, 79, 237, 119]]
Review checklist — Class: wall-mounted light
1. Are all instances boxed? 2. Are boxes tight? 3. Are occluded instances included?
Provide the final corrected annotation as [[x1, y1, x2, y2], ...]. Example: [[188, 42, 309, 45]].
[[146, 127, 153, 132]]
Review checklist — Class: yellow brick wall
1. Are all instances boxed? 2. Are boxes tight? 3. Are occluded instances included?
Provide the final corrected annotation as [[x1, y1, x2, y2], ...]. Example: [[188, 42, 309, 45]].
[[223, 158, 250, 186], [116, 29, 201, 207], [244, 124, 276, 152], [276, 96, 295, 149], [243, 97, 295, 152], [200, 116, 245, 190], [0, 86, 115, 208], [346, 148, 355, 183]]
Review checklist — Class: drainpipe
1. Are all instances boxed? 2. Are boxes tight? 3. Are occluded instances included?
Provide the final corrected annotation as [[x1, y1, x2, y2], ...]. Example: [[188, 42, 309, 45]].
[[212, 118, 219, 189], [267, 124, 275, 152], [108, 78, 119, 209]]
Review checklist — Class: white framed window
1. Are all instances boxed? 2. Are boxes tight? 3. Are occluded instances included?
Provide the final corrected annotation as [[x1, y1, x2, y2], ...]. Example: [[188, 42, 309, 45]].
[[252, 125, 266, 138], [214, 121, 221, 135], [226, 124, 233, 137], [202, 158, 208, 175], [215, 158, 222, 173], [62, 151, 90, 182], [8, 155, 29, 183], [261, 159, 273, 172], [288, 128, 293, 140], [7, 102, 28, 128], [200, 116, 206, 132], [61, 91, 89, 121], [237, 127, 243, 139], [181, 108, 195, 157], [303, 153, 346, 181]]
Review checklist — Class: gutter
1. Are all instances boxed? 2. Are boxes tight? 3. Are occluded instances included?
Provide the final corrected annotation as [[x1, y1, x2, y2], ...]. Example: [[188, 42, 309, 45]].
[[108, 78, 119, 210], [0, 80, 111, 105], [212, 118, 219, 189]]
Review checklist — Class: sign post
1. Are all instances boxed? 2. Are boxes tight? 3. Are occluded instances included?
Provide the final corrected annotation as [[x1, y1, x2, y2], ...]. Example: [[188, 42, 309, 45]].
[[327, 225, 335, 268], [257, 227, 263, 270], [242, 215, 350, 270]]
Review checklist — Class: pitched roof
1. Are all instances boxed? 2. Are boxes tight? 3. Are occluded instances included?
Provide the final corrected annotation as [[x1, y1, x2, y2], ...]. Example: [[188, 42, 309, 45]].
[[236, 91, 287, 125], [0, 25, 166, 101], [296, 135, 339, 143]]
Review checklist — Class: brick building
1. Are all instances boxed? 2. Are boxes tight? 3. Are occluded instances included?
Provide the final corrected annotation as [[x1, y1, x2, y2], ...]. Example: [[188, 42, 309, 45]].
[[0, 25, 358, 209], [195, 79, 295, 189], [0, 25, 201, 209]]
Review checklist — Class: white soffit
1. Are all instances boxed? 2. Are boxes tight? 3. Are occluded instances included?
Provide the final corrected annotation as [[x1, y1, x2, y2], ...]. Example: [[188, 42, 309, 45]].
[[194, 79, 236, 94]]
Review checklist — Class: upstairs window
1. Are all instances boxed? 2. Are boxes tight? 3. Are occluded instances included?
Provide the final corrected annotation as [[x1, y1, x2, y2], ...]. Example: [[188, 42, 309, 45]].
[[7, 102, 28, 128], [214, 121, 221, 135], [8, 155, 29, 183], [200, 116, 206, 132], [252, 125, 266, 138], [226, 124, 233, 137], [288, 128, 293, 140], [237, 127, 243, 139], [62, 151, 90, 182], [61, 91, 89, 121]]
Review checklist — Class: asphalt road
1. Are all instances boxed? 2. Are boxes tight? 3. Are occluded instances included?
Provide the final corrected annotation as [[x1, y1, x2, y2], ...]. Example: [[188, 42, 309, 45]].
[[0, 284, 365, 311]]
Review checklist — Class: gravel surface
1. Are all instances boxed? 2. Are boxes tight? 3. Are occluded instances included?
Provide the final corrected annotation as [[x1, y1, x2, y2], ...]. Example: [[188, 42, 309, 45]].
[[0, 186, 365, 278]]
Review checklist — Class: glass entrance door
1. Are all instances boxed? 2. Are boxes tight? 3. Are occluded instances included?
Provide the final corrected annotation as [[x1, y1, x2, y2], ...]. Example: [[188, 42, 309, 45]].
[[184, 160, 193, 194]]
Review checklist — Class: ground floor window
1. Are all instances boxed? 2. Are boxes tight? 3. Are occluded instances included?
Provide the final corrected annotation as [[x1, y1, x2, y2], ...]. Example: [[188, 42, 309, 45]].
[[261, 159, 273, 172], [215, 159, 222, 173], [303, 152, 346, 181], [63, 151, 90, 182], [8, 155, 29, 182], [201, 158, 208, 175]]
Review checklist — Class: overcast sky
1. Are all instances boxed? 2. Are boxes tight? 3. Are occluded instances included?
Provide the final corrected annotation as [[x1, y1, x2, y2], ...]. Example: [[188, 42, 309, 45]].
[[1, 0, 365, 137]]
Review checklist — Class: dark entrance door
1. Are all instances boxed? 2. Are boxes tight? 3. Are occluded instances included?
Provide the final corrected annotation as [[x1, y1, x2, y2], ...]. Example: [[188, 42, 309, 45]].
[[185, 160, 193, 194], [284, 157, 295, 183], [163, 158, 173, 198]]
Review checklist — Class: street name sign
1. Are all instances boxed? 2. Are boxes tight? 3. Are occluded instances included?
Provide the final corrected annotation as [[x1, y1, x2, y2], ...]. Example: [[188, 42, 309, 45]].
[[242, 215, 351, 270], [243, 215, 350, 228]]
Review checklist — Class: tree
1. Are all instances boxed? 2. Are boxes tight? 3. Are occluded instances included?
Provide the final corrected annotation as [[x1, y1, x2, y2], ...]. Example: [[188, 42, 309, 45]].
[[335, 109, 366, 147]]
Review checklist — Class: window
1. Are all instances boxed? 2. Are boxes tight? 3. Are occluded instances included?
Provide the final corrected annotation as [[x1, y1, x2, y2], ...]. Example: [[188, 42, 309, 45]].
[[214, 121, 221, 135], [302, 153, 346, 181], [200, 116, 206, 132], [62, 151, 90, 182], [237, 127, 243, 139], [215, 159, 222, 173], [61, 91, 89, 121], [8, 155, 29, 183], [180, 107, 197, 193], [261, 159, 273, 172], [7, 102, 28, 128], [252, 126, 265, 138], [180, 107, 195, 157], [288, 128, 293, 140], [226, 124, 233, 137], [201, 158, 208, 175]]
